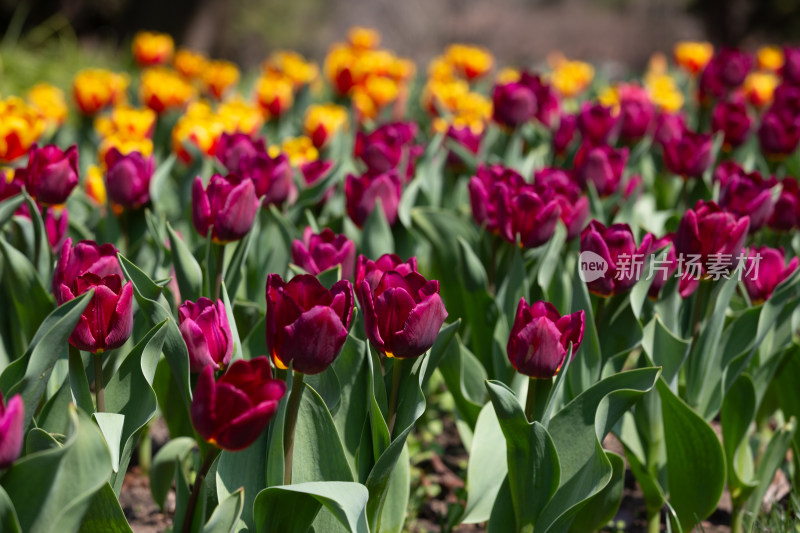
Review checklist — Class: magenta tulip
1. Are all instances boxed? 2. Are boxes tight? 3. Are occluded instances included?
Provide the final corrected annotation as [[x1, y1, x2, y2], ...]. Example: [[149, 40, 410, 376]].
[[662, 128, 714, 179], [0, 392, 24, 469], [769, 178, 800, 231], [292, 227, 356, 280], [742, 247, 799, 304], [105, 148, 154, 209], [573, 143, 629, 197], [179, 298, 234, 373], [580, 220, 654, 297], [674, 200, 750, 276], [192, 173, 259, 243], [344, 170, 402, 228], [578, 102, 618, 145], [24, 144, 79, 206]]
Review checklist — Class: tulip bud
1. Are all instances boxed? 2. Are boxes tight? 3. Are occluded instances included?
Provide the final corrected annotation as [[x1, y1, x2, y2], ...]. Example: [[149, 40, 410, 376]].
[[699, 48, 752, 102], [618, 83, 655, 142], [492, 81, 536, 128], [711, 98, 752, 149], [66, 273, 134, 353], [247, 152, 295, 207], [24, 144, 79, 206], [105, 148, 155, 209], [0, 392, 24, 469], [355, 254, 418, 299], [468, 164, 526, 233], [292, 227, 356, 280], [354, 122, 420, 179], [521, 72, 561, 128], [507, 299, 584, 379], [573, 143, 628, 197], [179, 298, 234, 373], [661, 128, 713, 179], [358, 268, 448, 359], [580, 220, 654, 297], [552, 113, 577, 155], [577, 102, 618, 146], [345, 171, 402, 228], [715, 162, 776, 232], [781, 46, 800, 85], [533, 168, 590, 240], [674, 200, 750, 276], [758, 109, 800, 159], [266, 274, 354, 374], [43, 205, 68, 251], [192, 173, 259, 243], [768, 178, 800, 231], [654, 112, 686, 146], [216, 132, 266, 174], [53, 238, 124, 300], [495, 182, 561, 249], [742, 246, 799, 304], [191, 357, 286, 450]]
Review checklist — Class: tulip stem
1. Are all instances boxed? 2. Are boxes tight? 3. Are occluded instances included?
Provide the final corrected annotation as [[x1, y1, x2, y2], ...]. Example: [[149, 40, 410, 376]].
[[182, 446, 220, 533], [387, 358, 402, 437], [214, 243, 226, 301], [646, 507, 661, 533], [94, 352, 105, 413], [525, 377, 553, 423], [283, 371, 305, 485]]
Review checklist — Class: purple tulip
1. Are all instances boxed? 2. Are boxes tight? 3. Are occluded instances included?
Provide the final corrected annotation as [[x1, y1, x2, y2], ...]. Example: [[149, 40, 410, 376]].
[[355, 253, 418, 299], [533, 168, 590, 240], [781, 46, 800, 85], [758, 109, 800, 159], [266, 274, 354, 374], [492, 81, 536, 128], [507, 299, 584, 379], [521, 72, 560, 128], [712, 98, 752, 149], [662, 128, 714, 179], [715, 162, 777, 231], [618, 83, 655, 141], [191, 357, 285, 450], [358, 268, 447, 359], [0, 169, 23, 201], [300, 159, 334, 187], [654, 112, 686, 146], [344, 170, 402, 228], [179, 298, 234, 373], [444, 124, 482, 167], [192, 173, 259, 243], [44, 206, 68, 251], [216, 132, 267, 174], [495, 182, 561, 249], [355, 121, 421, 180], [247, 152, 296, 207], [53, 238, 124, 299], [24, 144, 79, 206], [578, 102, 618, 146], [700, 48, 752, 102], [468, 164, 526, 233], [675, 200, 750, 276], [742, 246, 799, 304], [291, 227, 356, 280], [573, 143, 629, 197], [580, 220, 654, 297], [105, 148, 154, 209], [0, 392, 24, 469], [552, 113, 577, 155], [769, 178, 800, 231]]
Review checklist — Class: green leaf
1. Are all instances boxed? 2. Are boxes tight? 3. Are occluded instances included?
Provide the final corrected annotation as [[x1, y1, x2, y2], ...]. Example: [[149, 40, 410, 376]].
[[567, 451, 625, 533], [332, 335, 369, 476], [485, 381, 560, 530], [293, 383, 353, 483], [104, 320, 167, 493], [566, 262, 602, 400], [496, 244, 529, 325], [462, 402, 507, 524], [150, 436, 196, 509], [93, 413, 125, 472], [658, 379, 726, 531], [361, 199, 394, 259], [224, 215, 258, 299], [0, 291, 92, 431], [79, 483, 134, 533], [2, 406, 112, 533], [0, 486, 21, 533], [67, 346, 93, 414], [253, 481, 369, 533], [149, 153, 177, 216], [167, 221, 204, 303], [457, 236, 488, 291], [720, 374, 758, 504], [23, 192, 52, 282], [203, 488, 245, 533], [220, 282, 242, 363], [641, 316, 690, 386], [438, 336, 486, 428], [0, 194, 24, 229], [216, 430, 268, 530], [375, 444, 409, 533]]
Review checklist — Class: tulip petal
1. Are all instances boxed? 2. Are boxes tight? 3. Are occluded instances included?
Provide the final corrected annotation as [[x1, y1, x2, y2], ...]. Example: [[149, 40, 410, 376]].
[[214, 400, 280, 451], [280, 306, 348, 374], [386, 293, 448, 359], [190, 366, 217, 441], [104, 282, 133, 351], [0, 395, 24, 469]]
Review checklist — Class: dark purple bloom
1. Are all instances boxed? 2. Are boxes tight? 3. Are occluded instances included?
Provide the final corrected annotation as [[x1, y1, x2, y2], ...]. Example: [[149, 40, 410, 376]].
[[618, 83, 655, 141], [715, 162, 777, 231], [580, 220, 654, 297], [533, 168, 590, 240], [674, 200, 750, 276], [192, 173, 259, 243], [344, 170, 402, 228], [179, 298, 234, 373], [292, 227, 356, 280], [105, 148, 155, 209], [24, 144, 79, 206], [662, 128, 714, 179], [573, 143, 629, 197], [0, 392, 24, 469], [742, 246, 799, 303], [768, 178, 800, 231], [578, 102, 618, 145], [711, 98, 752, 149]]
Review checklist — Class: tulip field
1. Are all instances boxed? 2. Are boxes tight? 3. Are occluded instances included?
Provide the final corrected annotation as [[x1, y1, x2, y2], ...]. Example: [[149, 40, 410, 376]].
[[2, 26, 800, 533]]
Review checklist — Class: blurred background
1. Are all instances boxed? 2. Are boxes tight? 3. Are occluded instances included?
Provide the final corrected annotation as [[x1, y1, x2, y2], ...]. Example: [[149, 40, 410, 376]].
[[2, 0, 800, 71]]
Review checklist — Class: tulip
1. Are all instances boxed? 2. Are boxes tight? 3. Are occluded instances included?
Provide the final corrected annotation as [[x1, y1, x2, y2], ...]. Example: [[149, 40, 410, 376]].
[[301, 159, 334, 187], [345, 170, 403, 228], [191, 357, 286, 450], [248, 152, 296, 207], [742, 247, 799, 304], [444, 124, 482, 166], [758, 108, 800, 158], [552, 113, 577, 155], [72, 69, 128, 115], [496, 182, 562, 248], [43, 205, 68, 251], [580, 220, 654, 297], [0, 169, 23, 201], [577, 102, 618, 146], [699, 48, 752, 102], [711, 98, 752, 149], [573, 143, 629, 197], [192, 173, 259, 243], [654, 112, 686, 146], [533, 168, 590, 240], [358, 269, 447, 359], [132, 31, 174, 67], [716, 163, 776, 231], [53, 238, 124, 299], [63, 272, 134, 353], [618, 83, 654, 141], [521, 72, 560, 128], [674, 200, 750, 276], [468, 164, 526, 233], [661, 128, 713, 179], [24, 144, 79, 206], [781, 46, 800, 85], [292, 227, 356, 280], [507, 299, 584, 379], [0, 392, 24, 469], [266, 274, 354, 374], [179, 298, 234, 373], [355, 253, 418, 299], [768, 178, 800, 231], [104, 148, 154, 209], [354, 121, 421, 180], [491, 80, 536, 128], [215, 132, 266, 175]]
